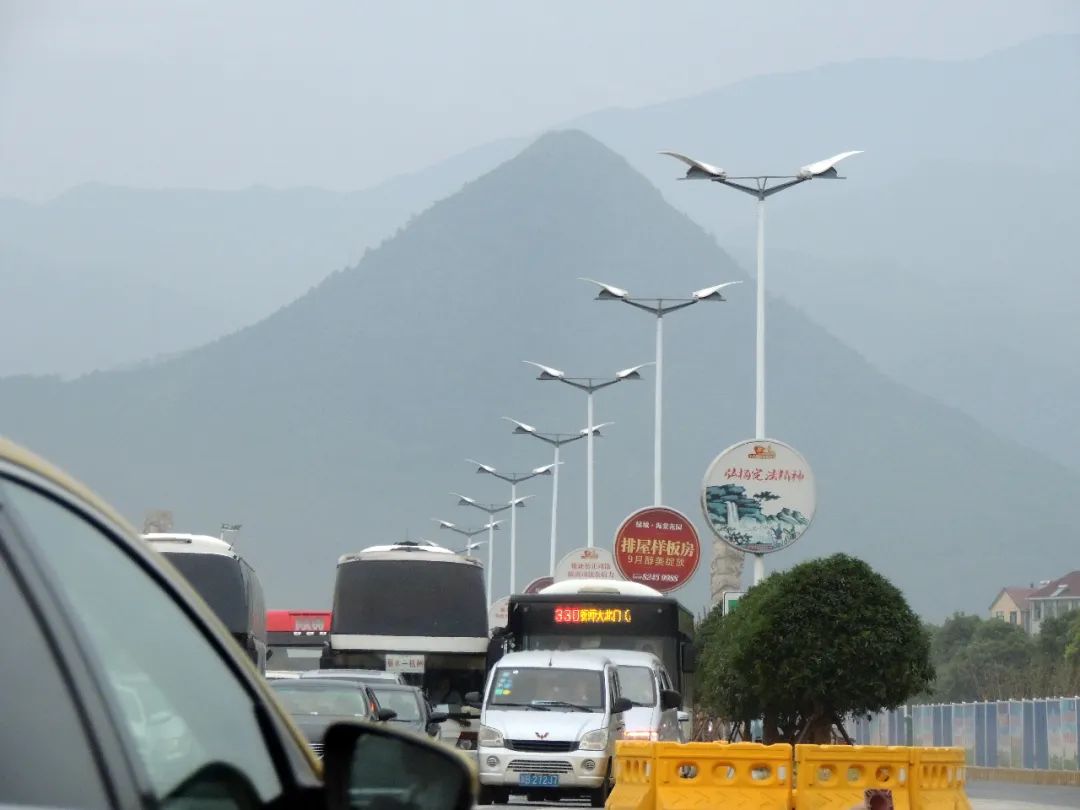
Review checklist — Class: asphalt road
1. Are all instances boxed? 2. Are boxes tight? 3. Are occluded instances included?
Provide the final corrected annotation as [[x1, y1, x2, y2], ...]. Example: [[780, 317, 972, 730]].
[[967, 779, 1080, 809], [473, 780, 1080, 810]]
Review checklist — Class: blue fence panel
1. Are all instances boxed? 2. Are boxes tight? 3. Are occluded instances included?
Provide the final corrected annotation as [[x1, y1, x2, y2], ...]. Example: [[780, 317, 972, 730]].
[[975, 702, 986, 766], [1066, 699, 1079, 771], [1023, 701, 1035, 769], [1034, 700, 1049, 770]]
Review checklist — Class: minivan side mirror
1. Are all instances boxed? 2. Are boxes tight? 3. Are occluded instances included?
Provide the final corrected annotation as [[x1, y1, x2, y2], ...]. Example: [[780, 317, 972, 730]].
[[376, 708, 398, 722], [428, 711, 449, 724], [612, 697, 634, 714], [463, 691, 482, 708], [322, 722, 474, 810], [660, 689, 682, 711]]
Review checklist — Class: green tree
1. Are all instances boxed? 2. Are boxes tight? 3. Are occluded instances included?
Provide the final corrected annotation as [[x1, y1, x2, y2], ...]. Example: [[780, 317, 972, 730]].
[[697, 554, 933, 743], [934, 619, 1032, 701]]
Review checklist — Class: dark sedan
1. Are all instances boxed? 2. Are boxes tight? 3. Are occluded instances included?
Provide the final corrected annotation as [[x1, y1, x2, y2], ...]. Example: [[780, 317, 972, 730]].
[[369, 683, 449, 738], [269, 677, 394, 757]]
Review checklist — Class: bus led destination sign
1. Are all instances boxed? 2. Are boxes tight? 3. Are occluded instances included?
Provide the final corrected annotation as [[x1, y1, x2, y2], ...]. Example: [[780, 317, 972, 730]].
[[554, 605, 633, 625]]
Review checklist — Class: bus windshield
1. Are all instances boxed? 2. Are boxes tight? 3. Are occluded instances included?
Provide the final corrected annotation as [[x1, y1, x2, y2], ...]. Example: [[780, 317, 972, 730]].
[[526, 633, 676, 683], [164, 553, 247, 633], [333, 558, 486, 637]]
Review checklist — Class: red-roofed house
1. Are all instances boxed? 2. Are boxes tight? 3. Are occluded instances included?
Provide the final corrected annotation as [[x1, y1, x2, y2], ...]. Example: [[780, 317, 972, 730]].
[[1028, 571, 1080, 634], [989, 586, 1035, 633]]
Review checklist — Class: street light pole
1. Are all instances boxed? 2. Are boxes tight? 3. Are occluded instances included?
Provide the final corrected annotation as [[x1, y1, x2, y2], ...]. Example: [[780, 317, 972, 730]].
[[453, 493, 530, 604], [579, 279, 740, 505], [503, 418, 609, 576], [465, 460, 554, 593], [524, 362, 649, 548], [660, 149, 861, 582]]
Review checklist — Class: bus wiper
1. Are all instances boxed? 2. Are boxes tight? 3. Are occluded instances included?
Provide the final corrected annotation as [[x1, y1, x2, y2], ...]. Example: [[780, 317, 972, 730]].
[[533, 700, 592, 712], [495, 701, 551, 711]]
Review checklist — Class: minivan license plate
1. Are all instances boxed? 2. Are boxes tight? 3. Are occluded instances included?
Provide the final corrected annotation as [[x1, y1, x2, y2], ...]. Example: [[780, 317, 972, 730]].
[[518, 774, 559, 787]]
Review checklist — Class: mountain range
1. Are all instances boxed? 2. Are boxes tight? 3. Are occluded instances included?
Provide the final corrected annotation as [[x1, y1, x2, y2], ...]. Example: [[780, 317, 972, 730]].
[[1, 130, 1074, 618], [3, 34, 1076, 476]]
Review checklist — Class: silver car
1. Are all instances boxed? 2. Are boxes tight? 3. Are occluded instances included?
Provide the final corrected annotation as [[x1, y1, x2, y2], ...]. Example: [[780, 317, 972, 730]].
[[471, 650, 631, 807]]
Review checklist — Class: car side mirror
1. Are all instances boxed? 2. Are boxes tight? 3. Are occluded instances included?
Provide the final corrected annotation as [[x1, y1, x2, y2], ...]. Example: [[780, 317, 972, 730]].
[[660, 689, 682, 711], [464, 691, 482, 708], [322, 722, 474, 810], [428, 711, 449, 724], [377, 708, 398, 722], [612, 697, 633, 714]]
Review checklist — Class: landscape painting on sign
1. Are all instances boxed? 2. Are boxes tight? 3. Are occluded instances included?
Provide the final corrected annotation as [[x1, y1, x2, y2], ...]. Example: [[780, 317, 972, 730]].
[[702, 440, 816, 555]]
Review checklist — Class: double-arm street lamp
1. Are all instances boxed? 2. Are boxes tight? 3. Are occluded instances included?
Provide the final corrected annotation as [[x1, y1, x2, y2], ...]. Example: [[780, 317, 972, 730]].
[[451, 493, 530, 604], [524, 362, 649, 548], [465, 460, 555, 593], [503, 418, 610, 576], [660, 150, 861, 440], [580, 278, 740, 505]]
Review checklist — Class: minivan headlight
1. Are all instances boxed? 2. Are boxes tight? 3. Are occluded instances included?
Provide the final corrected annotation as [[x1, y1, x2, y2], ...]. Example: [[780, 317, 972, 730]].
[[479, 725, 505, 748], [579, 728, 608, 751]]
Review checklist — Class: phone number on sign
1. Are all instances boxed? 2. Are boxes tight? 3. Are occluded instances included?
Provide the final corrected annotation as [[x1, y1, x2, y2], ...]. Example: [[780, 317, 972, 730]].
[[633, 572, 683, 583]]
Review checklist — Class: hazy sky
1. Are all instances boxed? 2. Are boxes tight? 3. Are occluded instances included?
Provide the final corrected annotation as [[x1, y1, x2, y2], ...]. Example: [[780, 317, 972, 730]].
[[2, 0, 1077, 200]]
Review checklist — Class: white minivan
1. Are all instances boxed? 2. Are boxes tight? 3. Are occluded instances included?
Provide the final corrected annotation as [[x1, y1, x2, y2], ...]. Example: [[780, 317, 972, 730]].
[[470, 650, 632, 807], [602, 650, 684, 742]]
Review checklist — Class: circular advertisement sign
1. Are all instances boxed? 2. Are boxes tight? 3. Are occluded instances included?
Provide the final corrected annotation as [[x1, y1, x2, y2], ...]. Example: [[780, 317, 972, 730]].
[[488, 596, 509, 629], [523, 576, 554, 594], [612, 506, 701, 592], [701, 438, 816, 555], [554, 547, 621, 581]]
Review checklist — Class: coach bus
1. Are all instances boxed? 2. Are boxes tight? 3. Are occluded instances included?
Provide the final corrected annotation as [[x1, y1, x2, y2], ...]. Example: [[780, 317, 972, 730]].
[[144, 533, 268, 673], [266, 609, 331, 674], [504, 579, 698, 706], [325, 540, 488, 754]]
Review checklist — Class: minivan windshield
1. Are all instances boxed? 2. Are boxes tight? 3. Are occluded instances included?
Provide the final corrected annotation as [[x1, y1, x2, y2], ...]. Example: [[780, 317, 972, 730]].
[[488, 667, 605, 712], [616, 666, 656, 707]]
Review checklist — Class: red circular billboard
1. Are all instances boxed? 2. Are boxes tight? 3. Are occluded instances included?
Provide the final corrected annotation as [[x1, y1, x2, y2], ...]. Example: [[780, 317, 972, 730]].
[[613, 506, 701, 592]]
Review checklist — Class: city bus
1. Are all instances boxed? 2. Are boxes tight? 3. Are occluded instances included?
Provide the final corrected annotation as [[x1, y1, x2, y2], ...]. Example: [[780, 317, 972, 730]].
[[266, 609, 331, 674], [325, 540, 488, 754], [503, 579, 698, 706], [144, 533, 268, 672]]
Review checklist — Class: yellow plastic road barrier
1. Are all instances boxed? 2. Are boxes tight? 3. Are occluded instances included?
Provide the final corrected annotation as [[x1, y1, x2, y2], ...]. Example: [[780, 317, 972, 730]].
[[909, 747, 971, 810], [653, 741, 793, 810], [795, 744, 911, 810], [608, 741, 657, 810]]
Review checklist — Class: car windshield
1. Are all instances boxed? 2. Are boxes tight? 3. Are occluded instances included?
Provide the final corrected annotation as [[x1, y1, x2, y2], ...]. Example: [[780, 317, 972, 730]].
[[617, 666, 656, 707], [271, 683, 371, 718], [488, 667, 605, 712], [372, 688, 423, 722]]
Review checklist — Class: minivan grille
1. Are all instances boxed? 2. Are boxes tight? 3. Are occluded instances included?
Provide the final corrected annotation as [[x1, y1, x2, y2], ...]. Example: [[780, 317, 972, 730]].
[[508, 759, 574, 774], [507, 739, 578, 753]]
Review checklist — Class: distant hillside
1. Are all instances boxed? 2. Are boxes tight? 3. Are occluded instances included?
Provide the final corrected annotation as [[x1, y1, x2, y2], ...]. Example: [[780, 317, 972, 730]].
[[3, 35, 1075, 384], [1, 130, 1074, 618], [0, 137, 525, 377]]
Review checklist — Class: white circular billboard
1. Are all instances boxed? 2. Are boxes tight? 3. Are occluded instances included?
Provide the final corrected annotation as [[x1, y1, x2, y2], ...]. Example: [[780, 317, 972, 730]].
[[701, 439, 816, 555], [554, 547, 621, 581], [488, 596, 509, 629]]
